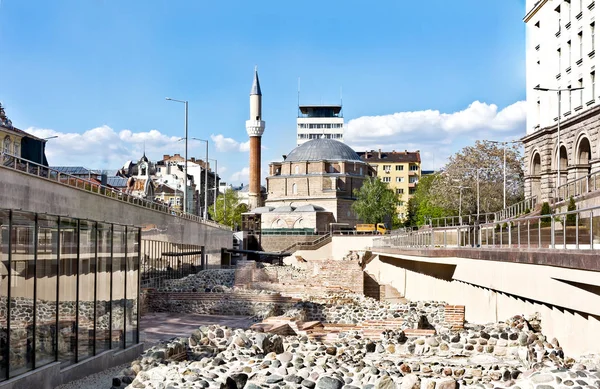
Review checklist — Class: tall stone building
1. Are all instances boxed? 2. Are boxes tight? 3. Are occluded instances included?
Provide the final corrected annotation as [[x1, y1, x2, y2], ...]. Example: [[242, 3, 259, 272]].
[[523, 0, 599, 202], [245, 68, 265, 210]]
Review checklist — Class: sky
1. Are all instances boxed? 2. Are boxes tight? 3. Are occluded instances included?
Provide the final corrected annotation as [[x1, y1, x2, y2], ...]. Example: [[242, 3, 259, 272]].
[[1, 0, 527, 185]]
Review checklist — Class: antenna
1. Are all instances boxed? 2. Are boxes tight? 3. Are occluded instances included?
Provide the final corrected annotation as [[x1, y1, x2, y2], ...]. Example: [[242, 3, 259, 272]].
[[340, 86, 343, 117], [297, 77, 301, 117]]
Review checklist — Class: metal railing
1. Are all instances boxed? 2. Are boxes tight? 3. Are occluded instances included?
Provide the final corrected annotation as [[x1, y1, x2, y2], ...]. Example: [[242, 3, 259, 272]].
[[280, 233, 332, 253], [494, 196, 537, 221], [428, 213, 496, 228], [1, 152, 230, 231], [374, 204, 600, 250], [554, 169, 600, 203]]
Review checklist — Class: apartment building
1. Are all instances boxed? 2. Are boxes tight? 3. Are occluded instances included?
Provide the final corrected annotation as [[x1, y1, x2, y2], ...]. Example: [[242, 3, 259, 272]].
[[357, 150, 421, 219]]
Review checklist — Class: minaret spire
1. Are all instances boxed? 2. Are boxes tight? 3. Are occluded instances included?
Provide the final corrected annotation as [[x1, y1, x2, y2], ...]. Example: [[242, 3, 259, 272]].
[[246, 67, 266, 210]]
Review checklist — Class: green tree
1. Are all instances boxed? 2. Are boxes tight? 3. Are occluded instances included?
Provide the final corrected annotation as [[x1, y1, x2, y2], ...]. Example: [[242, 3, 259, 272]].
[[405, 173, 454, 227], [566, 197, 577, 225], [352, 177, 400, 227], [540, 201, 552, 224], [208, 189, 249, 229]]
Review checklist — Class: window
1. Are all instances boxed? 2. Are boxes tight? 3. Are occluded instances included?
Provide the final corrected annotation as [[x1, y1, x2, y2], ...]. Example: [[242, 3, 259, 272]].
[[592, 72, 596, 101], [409, 176, 419, 184], [382, 165, 391, 171], [3, 136, 10, 154], [292, 183, 297, 194], [13, 142, 20, 156], [396, 188, 404, 194], [329, 165, 335, 173], [409, 164, 419, 171], [382, 177, 391, 183], [359, 167, 363, 175], [568, 40, 572, 65], [592, 23, 596, 51], [395, 165, 404, 171], [396, 177, 404, 183], [579, 31, 583, 59], [398, 200, 404, 206], [558, 48, 562, 73], [578, 79, 583, 105], [409, 188, 417, 195], [295, 166, 299, 174], [567, 85, 572, 111]]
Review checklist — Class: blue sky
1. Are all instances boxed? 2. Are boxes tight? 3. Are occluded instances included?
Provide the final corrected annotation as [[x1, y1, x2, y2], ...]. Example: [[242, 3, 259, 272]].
[[1, 0, 527, 184]]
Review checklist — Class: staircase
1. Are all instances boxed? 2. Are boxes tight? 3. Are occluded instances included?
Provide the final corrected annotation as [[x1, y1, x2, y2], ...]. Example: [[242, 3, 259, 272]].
[[280, 233, 332, 254]]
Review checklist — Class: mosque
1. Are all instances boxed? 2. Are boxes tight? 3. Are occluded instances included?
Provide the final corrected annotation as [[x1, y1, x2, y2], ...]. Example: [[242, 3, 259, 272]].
[[242, 69, 373, 233]]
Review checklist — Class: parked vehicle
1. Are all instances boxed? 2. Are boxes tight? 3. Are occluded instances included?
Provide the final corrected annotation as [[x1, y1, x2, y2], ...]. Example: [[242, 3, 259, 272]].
[[355, 223, 388, 235]]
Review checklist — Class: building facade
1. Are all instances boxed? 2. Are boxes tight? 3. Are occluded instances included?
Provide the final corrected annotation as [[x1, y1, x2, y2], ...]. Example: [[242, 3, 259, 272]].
[[357, 150, 421, 220], [296, 105, 344, 146], [253, 139, 373, 232], [523, 0, 600, 202], [1, 103, 48, 165]]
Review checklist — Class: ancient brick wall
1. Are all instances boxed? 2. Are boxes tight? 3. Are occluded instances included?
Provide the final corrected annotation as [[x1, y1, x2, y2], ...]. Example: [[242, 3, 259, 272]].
[[234, 259, 363, 295], [444, 304, 465, 331]]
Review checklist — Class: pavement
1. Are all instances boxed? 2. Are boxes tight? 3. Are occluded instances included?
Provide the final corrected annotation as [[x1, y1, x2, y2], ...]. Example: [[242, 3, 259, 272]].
[[140, 312, 255, 347]]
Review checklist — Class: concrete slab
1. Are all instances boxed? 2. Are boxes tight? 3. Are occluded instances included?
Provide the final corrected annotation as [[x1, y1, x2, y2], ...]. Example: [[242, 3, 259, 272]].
[[140, 312, 255, 346]]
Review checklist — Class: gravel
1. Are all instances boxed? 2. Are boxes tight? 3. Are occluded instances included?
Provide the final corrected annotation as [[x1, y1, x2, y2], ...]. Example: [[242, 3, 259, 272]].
[[55, 363, 131, 389]]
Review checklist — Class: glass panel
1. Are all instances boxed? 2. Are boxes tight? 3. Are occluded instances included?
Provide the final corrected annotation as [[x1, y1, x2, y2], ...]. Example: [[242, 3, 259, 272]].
[[111, 225, 125, 349], [95, 223, 111, 354], [125, 228, 139, 347], [36, 215, 58, 368], [0, 210, 10, 381], [77, 221, 95, 361], [9, 211, 35, 377], [58, 218, 77, 366]]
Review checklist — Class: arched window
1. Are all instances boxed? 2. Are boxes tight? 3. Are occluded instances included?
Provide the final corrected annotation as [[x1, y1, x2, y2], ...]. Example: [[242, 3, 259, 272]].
[[292, 183, 297, 194], [3, 136, 11, 154], [13, 142, 20, 156]]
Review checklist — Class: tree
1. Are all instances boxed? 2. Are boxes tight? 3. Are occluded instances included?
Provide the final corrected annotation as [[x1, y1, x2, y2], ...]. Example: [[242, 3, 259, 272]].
[[208, 189, 249, 229], [352, 177, 400, 227], [427, 140, 524, 217], [405, 173, 454, 226]]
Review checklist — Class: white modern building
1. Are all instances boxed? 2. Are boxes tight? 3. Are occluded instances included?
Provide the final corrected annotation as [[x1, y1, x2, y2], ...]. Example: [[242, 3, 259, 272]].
[[296, 105, 344, 146], [523, 0, 600, 202]]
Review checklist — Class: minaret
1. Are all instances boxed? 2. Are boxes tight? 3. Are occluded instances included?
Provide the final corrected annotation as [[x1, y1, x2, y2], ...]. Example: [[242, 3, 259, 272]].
[[245, 67, 265, 210]]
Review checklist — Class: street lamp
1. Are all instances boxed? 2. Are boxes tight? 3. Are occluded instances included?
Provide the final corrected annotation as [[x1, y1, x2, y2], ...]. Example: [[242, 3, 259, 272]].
[[41, 136, 58, 165], [166, 97, 189, 213], [191, 138, 209, 220], [489, 140, 521, 209], [452, 184, 469, 224], [533, 86, 584, 199]]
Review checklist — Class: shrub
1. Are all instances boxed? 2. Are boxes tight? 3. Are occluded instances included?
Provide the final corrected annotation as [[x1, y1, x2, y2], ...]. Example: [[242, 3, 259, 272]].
[[566, 197, 577, 226], [541, 202, 552, 224]]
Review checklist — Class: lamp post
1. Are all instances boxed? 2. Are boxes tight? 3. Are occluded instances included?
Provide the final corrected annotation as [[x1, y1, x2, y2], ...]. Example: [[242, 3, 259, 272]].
[[489, 140, 521, 209], [533, 86, 584, 200], [40, 136, 58, 165], [166, 97, 189, 213], [452, 184, 469, 225], [191, 138, 209, 219]]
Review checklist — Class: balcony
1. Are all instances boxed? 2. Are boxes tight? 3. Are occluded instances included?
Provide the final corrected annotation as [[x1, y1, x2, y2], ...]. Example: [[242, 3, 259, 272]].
[[566, 21, 572, 29], [577, 58, 583, 65], [577, 11, 583, 20], [589, 50, 596, 58]]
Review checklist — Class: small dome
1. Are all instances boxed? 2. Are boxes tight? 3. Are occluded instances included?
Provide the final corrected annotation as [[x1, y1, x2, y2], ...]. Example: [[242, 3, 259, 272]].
[[285, 139, 362, 162], [272, 205, 295, 213], [294, 204, 325, 212]]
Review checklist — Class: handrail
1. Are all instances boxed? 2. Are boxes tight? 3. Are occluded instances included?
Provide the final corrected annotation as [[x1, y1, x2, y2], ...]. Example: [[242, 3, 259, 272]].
[[373, 203, 600, 250], [554, 169, 600, 203], [427, 213, 496, 228], [494, 196, 537, 222], [0, 152, 231, 231], [279, 233, 332, 253]]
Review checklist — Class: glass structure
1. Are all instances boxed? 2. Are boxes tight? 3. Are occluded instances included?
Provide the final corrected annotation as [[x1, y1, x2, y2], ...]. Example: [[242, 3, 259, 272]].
[[0, 209, 140, 381]]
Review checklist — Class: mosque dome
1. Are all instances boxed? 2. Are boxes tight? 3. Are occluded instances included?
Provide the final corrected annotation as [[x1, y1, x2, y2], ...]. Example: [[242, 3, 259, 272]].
[[284, 139, 362, 162]]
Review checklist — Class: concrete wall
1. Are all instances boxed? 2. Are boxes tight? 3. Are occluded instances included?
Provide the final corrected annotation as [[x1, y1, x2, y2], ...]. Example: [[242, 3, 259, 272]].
[[0, 167, 232, 266], [365, 251, 600, 357]]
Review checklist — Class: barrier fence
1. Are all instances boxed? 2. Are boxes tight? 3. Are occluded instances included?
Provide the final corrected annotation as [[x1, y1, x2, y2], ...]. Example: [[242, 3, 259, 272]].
[[374, 204, 600, 250]]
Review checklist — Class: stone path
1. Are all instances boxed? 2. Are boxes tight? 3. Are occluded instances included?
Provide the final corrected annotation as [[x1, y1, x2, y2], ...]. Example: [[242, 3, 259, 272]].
[[140, 312, 255, 347]]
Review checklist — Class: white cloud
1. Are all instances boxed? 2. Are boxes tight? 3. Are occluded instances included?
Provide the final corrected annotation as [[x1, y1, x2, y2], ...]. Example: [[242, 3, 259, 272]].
[[346, 100, 526, 153], [230, 167, 250, 183], [211, 134, 250, 152], [25, 125, 192, 169]]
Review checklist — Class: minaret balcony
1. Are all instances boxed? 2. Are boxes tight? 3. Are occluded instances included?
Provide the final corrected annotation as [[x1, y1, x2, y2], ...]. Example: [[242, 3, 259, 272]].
[[246, 120, 265, 137]]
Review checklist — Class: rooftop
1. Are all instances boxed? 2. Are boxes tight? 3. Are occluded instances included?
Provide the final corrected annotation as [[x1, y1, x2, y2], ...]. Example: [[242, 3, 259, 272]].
[[284, 139, 363, 163], [357, 150, 421, 164]]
